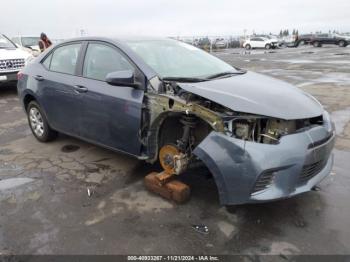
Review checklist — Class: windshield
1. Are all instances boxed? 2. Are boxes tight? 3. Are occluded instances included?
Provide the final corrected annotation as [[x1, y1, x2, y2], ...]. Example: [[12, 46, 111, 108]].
[[22, 37, 40, 47], [126, 39, 237, 78], [0, 34, 16, 49]]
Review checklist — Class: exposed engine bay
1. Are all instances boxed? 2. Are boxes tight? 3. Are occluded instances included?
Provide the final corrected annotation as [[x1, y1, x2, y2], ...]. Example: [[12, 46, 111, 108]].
[[141, 77, 324, 175], [223, 114, 323, 144]]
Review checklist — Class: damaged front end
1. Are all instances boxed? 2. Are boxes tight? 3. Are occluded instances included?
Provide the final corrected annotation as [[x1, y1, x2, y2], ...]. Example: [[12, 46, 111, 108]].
[[194, 110, 335, 205], [141, 77, 335, 205]]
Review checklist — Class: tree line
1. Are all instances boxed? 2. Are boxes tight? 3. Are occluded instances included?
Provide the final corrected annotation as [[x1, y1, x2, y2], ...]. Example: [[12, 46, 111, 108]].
[[279, 29, 342, 36], [279, 29, 299, 36]]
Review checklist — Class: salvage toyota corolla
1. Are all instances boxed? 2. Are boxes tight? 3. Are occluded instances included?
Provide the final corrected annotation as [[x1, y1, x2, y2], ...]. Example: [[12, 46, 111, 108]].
[[17, 37, 335, 205]]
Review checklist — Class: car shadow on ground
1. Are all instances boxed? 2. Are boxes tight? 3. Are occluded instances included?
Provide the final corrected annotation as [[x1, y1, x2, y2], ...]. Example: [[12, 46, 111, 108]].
[[0, 85, 17, 95]]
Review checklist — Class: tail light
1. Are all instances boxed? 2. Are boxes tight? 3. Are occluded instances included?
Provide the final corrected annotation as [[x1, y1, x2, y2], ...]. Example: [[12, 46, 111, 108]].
[[17, 72, 24, 80]]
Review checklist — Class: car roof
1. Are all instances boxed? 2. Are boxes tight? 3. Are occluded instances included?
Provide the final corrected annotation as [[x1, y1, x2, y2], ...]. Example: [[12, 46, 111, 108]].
[[50, 36, 166, 80], [250, 36, 268, 40], [59, 36, 169, 43], [55, 36, 180, 50], [15, 35, 39, 37]]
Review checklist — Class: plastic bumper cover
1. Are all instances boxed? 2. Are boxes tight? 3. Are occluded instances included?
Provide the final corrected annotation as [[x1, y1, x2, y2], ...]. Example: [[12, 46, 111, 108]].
[[193, 125, 335, 205]]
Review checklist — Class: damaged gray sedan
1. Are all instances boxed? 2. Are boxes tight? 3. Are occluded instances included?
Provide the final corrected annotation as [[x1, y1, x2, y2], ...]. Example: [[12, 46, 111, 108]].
[[18, 37, 335, 205]]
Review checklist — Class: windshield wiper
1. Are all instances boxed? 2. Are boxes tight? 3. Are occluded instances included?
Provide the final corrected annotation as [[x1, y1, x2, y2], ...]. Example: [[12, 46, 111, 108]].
[[206, 70, 246, 80], [162, 76, 208, 83]]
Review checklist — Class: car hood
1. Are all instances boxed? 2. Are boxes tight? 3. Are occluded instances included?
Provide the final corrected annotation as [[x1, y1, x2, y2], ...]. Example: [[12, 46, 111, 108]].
[[0, 48, 32, 60], [178, 71, 323, 120]]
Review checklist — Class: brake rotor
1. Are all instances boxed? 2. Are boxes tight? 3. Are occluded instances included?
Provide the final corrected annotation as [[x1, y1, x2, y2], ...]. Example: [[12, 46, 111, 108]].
[[159, 144, 181, 174]]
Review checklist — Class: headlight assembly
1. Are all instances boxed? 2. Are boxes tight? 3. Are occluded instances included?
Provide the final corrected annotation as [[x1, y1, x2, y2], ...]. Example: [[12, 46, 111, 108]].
[[322, 110, 334, 133], [224, 116, 289, 144]]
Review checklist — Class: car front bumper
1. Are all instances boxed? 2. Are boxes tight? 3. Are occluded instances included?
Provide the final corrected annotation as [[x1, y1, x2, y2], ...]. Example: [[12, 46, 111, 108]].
[[193, 125, 335, 205], [0, 71, 18, 85]]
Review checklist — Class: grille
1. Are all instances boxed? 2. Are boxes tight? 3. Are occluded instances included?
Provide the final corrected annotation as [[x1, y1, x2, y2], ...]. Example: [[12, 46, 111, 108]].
[[0, 59, 25, 72], [252, 171, 275, 194], [299, 159, 327, 184]]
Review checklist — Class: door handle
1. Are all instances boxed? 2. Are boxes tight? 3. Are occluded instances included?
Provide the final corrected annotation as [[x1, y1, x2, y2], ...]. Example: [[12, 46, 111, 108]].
[[34, 75, 44, 81], [73, 85, 88, 93]]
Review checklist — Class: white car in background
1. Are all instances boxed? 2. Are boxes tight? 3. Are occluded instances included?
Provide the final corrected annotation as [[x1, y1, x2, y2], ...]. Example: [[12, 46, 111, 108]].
[[11, 35, 41, 56], [257, 34, 283, 46], [243, 37, 278, 50], [0, 34, 33, 86]]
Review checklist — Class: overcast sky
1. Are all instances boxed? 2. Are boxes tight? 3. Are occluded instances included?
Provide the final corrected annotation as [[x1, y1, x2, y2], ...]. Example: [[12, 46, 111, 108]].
[[1, 0, 350, 39]]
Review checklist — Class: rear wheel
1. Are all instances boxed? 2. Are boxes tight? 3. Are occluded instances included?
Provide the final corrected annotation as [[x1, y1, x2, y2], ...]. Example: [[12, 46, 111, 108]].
[[265, 44, 271, 49], [245, 44, 251, 50], [338, 40, 346, 47], [313, 41, 321, 47], [27, 101, 57, 142]]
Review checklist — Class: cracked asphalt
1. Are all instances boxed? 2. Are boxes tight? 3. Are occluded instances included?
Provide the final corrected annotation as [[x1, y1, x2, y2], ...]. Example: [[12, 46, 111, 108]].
[[0, 45, 350, 255]]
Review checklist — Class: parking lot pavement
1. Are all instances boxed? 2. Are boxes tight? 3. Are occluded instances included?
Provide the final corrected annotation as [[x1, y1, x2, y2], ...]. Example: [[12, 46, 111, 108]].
[[0, 46, 350, 255]]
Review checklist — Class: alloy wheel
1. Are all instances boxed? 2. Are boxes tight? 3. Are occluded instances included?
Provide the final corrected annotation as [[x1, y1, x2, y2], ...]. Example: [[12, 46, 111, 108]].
[[29, 107, 45, 137]]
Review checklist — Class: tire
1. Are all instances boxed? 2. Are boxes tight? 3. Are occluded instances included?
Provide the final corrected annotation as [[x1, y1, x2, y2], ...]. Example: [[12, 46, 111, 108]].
[[27, 101, 57, 142], [338, 40, 346, 47], [265, 44, 271, 49], [313, 41, 321, 47], [299, 40, 305, 46], [245, 44, 251, 50]]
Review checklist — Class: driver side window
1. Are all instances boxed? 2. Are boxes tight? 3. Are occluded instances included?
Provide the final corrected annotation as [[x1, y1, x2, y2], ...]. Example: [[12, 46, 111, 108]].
[[83, 43, 133, 81]]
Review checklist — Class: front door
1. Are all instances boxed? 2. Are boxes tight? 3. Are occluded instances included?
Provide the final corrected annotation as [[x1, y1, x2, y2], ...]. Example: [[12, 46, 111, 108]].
[[78, 42, 144, 156]]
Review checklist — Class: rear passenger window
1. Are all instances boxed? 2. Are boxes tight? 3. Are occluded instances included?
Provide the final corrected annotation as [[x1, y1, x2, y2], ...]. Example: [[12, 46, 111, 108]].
[[49, 43, 81, 75], [83, 43, 133, 81]]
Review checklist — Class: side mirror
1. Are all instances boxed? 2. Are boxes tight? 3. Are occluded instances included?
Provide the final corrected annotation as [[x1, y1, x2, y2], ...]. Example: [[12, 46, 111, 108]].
[[106, 70, 138, 88]]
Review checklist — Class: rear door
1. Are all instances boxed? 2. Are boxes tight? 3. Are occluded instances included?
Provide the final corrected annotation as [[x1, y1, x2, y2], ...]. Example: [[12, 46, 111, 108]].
[[252, 38, 265, 48], [249, 38, 259, 48], [38, 42, 84, 135], [318, 34, 329, 44], [329, 34, 337, 44], [77, 41, 145, 156]]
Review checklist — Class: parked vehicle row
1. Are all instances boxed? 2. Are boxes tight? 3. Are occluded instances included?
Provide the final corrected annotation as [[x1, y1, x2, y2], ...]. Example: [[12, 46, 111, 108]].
[[179, 33, 350, 50], [179, 37, 240, 50]]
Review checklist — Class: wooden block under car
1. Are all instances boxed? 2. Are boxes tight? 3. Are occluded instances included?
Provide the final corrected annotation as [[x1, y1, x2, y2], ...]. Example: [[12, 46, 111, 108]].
[[144, 172, 191, 203]]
